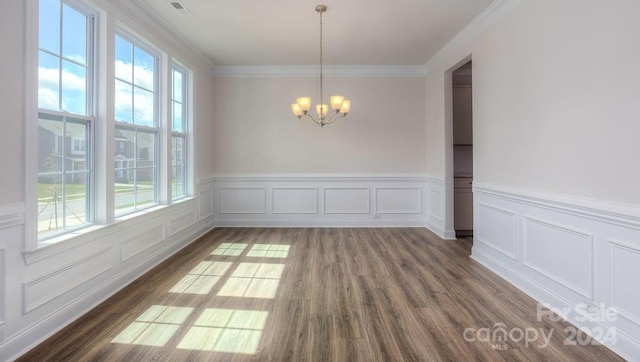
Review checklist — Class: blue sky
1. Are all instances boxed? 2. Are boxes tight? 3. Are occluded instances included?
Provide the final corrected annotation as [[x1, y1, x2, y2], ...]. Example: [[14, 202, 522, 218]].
[[38, 0, 158, 128]]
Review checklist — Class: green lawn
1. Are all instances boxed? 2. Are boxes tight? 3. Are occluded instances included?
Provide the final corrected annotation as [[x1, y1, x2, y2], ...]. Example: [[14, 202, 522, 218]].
[[39, 182, 154, 201]]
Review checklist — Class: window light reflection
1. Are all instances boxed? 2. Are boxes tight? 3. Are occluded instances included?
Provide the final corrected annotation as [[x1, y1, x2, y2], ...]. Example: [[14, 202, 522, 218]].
[[246, 244, 290, 258], [211, 243, 248, 256], [169, 261, 232, 295], [177, 308, 268, 354], [111, 305, 194, 347], [217, 263, 285, 299]]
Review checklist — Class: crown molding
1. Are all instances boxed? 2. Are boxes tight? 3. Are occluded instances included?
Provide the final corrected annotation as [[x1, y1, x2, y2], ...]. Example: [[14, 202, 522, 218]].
[[213, 65, 427, 78], [424, 0, 525, 74], [113, 0, 216, 74]]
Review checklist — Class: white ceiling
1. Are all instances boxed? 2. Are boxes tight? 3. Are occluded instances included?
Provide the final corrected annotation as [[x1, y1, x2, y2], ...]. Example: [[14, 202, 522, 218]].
[[140, 0, 495, 66]]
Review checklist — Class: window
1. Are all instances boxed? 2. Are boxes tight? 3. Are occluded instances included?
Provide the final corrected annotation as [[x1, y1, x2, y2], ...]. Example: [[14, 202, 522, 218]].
[[171, 65, 188, 200], [37, 0, 93, 239], [114, 34, 158, 215], [31, 0, 195, 247]]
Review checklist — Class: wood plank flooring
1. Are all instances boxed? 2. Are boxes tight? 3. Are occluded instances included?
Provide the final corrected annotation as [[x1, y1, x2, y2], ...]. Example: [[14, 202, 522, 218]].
[[19, 228, 623, 361]]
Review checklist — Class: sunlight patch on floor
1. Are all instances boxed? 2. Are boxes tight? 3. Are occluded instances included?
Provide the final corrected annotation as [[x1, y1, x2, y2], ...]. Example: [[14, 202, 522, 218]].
[[169, 261, 233, 294], [111, 305, 194, 347], [211, 243, 248, 256], [246, 244, 290, 258], [217, 263, 285, 299], [177, 308, 268, 354]]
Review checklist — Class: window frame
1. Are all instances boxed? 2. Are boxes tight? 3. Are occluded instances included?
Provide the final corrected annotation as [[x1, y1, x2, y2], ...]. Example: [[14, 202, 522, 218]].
[[113, 31, 161, 217], [35, 0, 97, 242], [171, 64, 189, 201]]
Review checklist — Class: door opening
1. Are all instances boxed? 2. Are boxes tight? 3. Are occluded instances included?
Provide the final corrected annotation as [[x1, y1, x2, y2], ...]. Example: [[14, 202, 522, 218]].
[[452, 60, 473, 238]]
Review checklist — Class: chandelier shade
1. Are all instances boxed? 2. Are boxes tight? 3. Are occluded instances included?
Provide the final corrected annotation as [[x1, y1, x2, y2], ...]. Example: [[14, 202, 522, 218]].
[[291, 5, 351, 127]]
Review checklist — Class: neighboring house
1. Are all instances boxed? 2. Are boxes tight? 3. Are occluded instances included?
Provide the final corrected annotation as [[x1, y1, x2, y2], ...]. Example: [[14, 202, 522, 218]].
[[38, 118, 88, 184], [38, 121, 154, 184]]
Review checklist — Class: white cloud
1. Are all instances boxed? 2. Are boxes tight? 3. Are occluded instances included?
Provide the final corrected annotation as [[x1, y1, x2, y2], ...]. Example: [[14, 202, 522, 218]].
[[115, 60, 154, 90]]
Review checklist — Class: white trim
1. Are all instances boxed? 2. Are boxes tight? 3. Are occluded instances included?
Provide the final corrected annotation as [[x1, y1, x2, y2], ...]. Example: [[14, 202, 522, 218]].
[[214, 219, 428, 228], [474, 183, 640, 229], [212, 65, 427, 78], [210, 174, 429, 183]]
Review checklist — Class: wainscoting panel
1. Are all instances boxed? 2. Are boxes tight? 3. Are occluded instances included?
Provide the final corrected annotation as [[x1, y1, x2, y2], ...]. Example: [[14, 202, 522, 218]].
[[212, 175, 428, 227], [472, 183, 640, 359], [219, 188, 267, 214], [169, 212, 198, 236], [121, 225, 167, 262], [523, 216, 594, 299], [272, 188, 318, 214], [475, 202, 517, 260], [197, 177, 214, 222], [198, 189, 213, 221], [425, 178, 450, 239], [324, 188, 370, 214], [23, 248, 113, 313], [610, 240, 640, 326], [375, 188, 422, 214]]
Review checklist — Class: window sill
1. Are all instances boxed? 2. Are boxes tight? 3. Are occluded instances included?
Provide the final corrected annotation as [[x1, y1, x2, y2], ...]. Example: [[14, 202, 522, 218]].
[[23, 198, 195, 265]]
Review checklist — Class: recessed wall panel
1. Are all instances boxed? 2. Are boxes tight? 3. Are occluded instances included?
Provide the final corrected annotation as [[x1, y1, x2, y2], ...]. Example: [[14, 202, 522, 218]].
[[611, 241, 640, 324], [324, 188, 370, 214], [219, 188, 266, 214], [375, 188, 421, 214], [198, 189, 213, 220], [476, 203, 517, 259], [272, 188, 318, 214], [24, 248, 113, 312], [427, 188, 443, 221], [121, 225, 166, 262], [523, 216, 594, 299]]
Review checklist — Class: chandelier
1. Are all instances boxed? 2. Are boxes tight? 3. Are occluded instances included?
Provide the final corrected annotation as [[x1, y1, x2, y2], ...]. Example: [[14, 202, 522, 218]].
[[291, 5, 351, 127]]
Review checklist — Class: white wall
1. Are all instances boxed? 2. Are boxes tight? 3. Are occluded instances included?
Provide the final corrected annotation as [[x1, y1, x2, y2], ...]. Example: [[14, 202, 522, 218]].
[[424, 0, 640, 358], [0, 0, 26, 205], [0, 1, 216, 359], [212, 76, 427, 174], [427, 0, 640, 206], [208, 74, 429, 228]]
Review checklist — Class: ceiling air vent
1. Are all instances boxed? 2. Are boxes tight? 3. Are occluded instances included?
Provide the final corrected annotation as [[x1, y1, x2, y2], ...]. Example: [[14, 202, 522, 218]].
[[169, 1, 191, 15]]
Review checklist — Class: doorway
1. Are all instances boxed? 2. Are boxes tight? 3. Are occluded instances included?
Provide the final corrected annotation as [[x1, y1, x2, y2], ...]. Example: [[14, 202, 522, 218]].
[[450, 60, 473, 238]]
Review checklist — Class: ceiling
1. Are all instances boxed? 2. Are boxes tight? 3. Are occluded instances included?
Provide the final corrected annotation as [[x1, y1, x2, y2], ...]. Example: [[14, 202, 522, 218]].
[[140, 0, 495, 67]]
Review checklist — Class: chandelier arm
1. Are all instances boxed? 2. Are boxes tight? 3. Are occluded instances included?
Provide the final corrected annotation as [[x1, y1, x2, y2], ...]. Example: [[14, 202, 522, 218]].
[[324, 112, 346, 125], [302, 113, 322, 126]]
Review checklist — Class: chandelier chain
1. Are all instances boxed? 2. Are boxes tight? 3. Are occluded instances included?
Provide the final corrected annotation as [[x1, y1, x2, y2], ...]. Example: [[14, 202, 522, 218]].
[[319, 8, 323, 111]]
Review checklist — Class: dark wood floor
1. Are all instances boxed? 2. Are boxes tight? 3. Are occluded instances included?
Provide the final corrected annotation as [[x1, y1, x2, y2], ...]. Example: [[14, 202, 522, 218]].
[[20, 228, 622, 361]]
